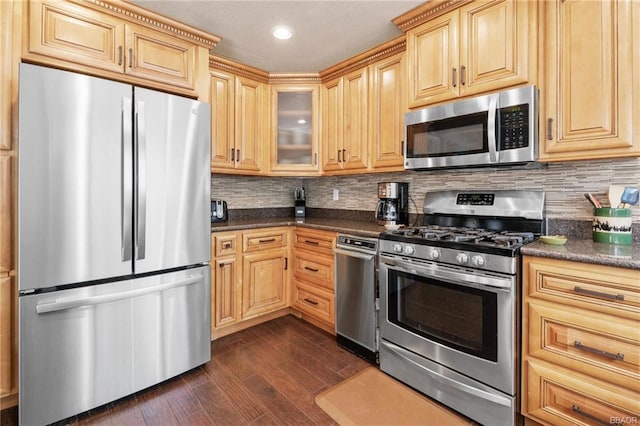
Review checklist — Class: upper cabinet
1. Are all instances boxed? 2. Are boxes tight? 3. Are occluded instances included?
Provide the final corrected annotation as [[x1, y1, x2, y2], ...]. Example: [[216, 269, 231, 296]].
[[209, 56, 268, 174], [269, 83, 321, 175], [538, 0, 640, 162], [320, 37, 406, 175], [398, 0, 537, 108], [23, 0, 219, 97]]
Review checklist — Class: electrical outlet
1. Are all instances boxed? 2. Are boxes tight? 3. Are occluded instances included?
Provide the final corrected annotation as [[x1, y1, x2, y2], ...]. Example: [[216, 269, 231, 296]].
[[333, 189, 339, 200]]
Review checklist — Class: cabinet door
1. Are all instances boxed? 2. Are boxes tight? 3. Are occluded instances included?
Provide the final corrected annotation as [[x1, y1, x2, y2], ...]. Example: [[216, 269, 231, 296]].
[[124, 22, 195, 90], [0, 275, 16, 402], [213, 257, 239, 328], [27, 1, 124, 74], [322, 78, 343, 171], [235, 76, 263, 172], [459, 0, 533, 96], [242, 249, 287, 318], [210, 70, 236, 170], [270, 85, 320, 175], [406, 9, 459, 107], [342, 67, 368, 170], [0, 154, 11, 274], [540, 0, 639, 161], [369, 52, 406, 170]]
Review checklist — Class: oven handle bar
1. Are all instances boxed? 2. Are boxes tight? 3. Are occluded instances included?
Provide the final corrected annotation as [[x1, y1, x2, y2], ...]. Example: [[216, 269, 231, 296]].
[[380, 256, 513, 290], [382, 340, 513, 407]]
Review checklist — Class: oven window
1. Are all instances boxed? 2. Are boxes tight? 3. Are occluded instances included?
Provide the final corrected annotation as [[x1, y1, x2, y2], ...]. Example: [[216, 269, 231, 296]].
[[388, 269, 498, 362], [406, 111, 488, 158]]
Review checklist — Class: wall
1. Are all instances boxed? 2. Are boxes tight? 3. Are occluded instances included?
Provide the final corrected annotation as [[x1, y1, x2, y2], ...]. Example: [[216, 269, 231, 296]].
[[212, 157, 640, 223]]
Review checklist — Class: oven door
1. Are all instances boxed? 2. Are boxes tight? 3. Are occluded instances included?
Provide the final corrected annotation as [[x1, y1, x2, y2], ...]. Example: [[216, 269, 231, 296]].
[[379, 254, 517, 395], [404, 92, 498, 170]]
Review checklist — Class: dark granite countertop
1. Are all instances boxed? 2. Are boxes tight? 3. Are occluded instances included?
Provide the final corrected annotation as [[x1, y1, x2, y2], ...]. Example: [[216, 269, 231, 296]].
[[522, 239, 640, 270], [211, 216, 386, 238]]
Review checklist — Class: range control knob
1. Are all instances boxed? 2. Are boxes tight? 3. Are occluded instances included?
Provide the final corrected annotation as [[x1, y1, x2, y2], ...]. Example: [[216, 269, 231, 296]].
[[393, 244, 403, 253], [404, 246, 415, 255], [471, 255, 486, 267], [456, 252, 469, 264], [429, 248, 441, 260]]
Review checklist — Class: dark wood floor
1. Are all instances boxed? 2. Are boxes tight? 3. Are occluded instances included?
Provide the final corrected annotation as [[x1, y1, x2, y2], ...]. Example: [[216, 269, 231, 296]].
[[1, 315, 372, 426]]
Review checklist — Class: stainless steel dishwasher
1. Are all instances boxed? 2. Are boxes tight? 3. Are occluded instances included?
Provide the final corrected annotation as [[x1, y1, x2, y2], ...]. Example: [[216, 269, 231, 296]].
[[334, 234, 379, 363]]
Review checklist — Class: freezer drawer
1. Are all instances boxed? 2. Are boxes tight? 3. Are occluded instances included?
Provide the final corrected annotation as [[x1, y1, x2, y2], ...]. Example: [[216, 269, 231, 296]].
[[19, 266, 211, 426]]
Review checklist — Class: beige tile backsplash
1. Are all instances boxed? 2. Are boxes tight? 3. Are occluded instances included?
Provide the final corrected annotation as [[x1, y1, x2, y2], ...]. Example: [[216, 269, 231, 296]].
[[212, 157, 640, 223]]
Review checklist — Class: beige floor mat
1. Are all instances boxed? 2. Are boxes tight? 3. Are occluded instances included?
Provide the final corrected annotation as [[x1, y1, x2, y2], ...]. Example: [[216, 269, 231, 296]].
[[315, 367, 475, 426]]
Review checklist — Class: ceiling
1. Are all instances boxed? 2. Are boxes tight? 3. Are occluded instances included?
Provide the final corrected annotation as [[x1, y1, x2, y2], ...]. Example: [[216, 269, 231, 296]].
[[129, 1, 424, 73]]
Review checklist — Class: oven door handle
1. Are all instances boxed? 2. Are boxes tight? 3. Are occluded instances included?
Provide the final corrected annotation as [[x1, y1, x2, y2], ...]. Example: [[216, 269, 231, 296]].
[[381, 258, 513, 290]]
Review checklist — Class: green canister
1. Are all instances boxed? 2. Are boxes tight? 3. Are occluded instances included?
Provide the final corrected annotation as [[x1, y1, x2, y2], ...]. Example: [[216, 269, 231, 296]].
[[592, 208, 633, 245]]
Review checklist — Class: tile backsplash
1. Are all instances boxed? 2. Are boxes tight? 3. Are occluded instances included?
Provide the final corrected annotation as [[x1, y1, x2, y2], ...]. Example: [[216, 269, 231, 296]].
[[212, 157, 640, 224]]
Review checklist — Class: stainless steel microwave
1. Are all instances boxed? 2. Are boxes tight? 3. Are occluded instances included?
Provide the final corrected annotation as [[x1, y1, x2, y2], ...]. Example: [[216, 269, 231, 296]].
[[404, 85, 538, 170]]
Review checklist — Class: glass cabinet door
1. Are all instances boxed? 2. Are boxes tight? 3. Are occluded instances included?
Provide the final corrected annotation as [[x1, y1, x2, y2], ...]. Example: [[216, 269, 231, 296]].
[[270, 85, 319, 174]]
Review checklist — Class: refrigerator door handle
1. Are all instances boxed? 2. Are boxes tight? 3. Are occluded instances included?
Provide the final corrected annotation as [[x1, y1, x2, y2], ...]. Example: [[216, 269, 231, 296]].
[[35, 274, 204, 314], [135, 100, 147, 260], [121, 97, 133, 262]]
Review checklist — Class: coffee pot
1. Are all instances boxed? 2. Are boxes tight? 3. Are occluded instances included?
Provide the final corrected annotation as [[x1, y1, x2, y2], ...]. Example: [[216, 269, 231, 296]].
[[376, 182, 409, 225]]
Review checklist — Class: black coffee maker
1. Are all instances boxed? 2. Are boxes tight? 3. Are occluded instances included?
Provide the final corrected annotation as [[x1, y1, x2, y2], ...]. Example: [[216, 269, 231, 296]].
[[376, 182, 409, 225]]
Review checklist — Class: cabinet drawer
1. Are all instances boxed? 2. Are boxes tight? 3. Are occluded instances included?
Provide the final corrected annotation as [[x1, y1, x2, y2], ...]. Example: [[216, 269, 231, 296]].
[[524, 359, 639, 426], [524, 256, 640, 319], [243, 228, 288, 252], [294, 251, 333, 291], [293, 281, 334, 326], [214, 232, 238, 257], [526, 300, 640, 392], [293, 228, 335, 256]]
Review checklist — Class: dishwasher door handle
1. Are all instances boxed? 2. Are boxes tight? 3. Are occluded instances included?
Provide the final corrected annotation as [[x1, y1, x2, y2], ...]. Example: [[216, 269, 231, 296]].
[[334, 247, 375, 261]]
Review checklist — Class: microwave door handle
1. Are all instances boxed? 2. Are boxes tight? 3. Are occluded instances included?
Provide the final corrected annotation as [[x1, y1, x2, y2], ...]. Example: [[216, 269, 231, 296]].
[[487, 94, 498, 163]]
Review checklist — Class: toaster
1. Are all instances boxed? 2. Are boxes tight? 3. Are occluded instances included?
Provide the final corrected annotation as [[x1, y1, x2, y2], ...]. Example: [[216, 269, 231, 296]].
[[211, 199, 228, 223]]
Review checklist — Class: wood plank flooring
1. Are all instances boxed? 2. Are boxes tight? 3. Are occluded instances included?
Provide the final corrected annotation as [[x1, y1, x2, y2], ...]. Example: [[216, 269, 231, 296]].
[[1, 315, 372, 426]]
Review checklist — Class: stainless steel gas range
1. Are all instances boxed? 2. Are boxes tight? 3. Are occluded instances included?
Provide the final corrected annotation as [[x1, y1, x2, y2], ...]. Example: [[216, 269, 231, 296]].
[[378, 190, 545, 426]]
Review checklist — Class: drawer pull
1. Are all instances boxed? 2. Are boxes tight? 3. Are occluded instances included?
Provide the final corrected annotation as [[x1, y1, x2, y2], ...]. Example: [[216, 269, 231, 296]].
[[222, 242, 233, 249], [574, 286, 624, 301], [304, 239, 319, 245], [572, 404, 620, 426], [304, 266, 319, 272], [303, 298, 318, 306], [258, 238, 277, 243], [574, 341, 624, 361]]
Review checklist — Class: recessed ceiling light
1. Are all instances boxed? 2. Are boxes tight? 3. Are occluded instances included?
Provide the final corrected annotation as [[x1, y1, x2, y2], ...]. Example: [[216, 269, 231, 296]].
[[272, 26, 293, 40], [297, 119, 306, 124]]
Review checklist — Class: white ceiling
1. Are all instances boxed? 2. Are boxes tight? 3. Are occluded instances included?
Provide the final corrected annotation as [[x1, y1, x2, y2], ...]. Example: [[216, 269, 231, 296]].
[[129, 1, 424, 73]]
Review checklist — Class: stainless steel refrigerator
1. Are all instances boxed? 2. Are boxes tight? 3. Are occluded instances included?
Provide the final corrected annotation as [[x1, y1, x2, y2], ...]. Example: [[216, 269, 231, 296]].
[[17, 63, 211, 426]]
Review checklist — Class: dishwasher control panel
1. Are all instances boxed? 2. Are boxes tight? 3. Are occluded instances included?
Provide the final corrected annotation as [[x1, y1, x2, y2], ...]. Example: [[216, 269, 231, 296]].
[[337, 235, 378, 252]]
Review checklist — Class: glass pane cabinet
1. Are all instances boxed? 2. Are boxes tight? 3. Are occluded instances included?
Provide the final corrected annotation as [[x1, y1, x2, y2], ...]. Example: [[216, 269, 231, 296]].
[[270, 85, 320, 174]]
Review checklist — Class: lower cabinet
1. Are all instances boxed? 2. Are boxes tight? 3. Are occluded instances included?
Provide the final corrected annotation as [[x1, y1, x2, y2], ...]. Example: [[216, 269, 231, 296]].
[[211, 227, 290, 339], [521, 256, 640, 425], [291, 228, 337, 333]]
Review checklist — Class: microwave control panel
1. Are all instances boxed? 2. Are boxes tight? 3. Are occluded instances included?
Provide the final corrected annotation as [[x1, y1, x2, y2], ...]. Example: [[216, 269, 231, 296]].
[[499, 103, 529, 150]]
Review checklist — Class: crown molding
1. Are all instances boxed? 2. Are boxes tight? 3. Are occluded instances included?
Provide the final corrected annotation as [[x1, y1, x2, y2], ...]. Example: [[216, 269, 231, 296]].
[[319, 35, 406, 83], [209, 55, 270, 83], [268, 73, 322, 85], [392, 0, 474, 32], [79, 0, 221, 49]]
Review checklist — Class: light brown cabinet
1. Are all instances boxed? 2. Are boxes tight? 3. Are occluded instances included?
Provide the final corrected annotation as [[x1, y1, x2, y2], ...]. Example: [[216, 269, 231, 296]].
[[0, 0, 17, 409], [24, 1, 210, 95], [209, 60, 266, 174], [368, 51, 406, 171], [291, 228, 336, 332], [521, 256, 640, 425], [211, 228, 290, 339], [538, 0, 640, 161], [269, 84, 321, 175], [321, 68, 369, 173], [404, 0, 536, 108]]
